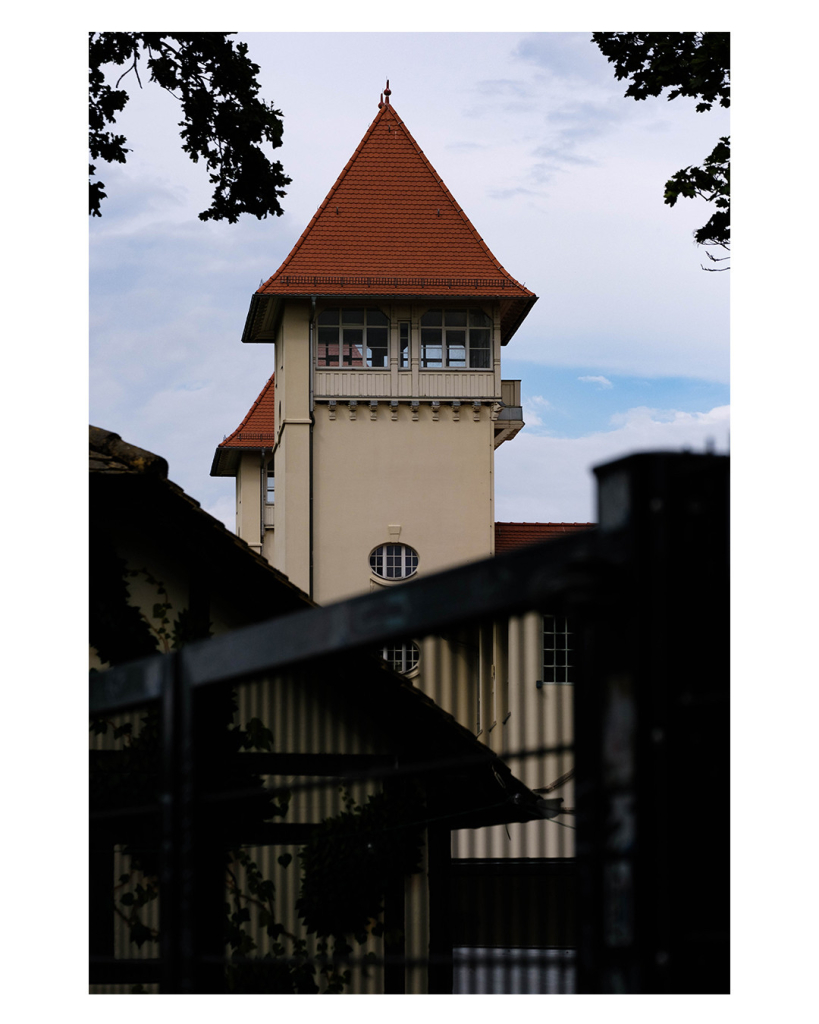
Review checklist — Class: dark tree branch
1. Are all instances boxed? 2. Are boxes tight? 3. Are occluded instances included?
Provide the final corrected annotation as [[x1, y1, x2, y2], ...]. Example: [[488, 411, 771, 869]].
[[593, 32, 730, 268], [89, 32, 290, 222]]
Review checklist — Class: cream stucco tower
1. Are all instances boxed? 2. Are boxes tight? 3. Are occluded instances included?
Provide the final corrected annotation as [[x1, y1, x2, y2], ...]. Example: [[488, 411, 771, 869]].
[[211, 92, 578, 861], [211, 91, 535, 608]]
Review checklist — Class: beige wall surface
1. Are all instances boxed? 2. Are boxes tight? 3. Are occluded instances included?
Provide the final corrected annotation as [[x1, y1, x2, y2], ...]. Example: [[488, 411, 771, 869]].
[[236, 451, 264, 554], [312, 401, 494, 605], [224, 297, 578, 851]]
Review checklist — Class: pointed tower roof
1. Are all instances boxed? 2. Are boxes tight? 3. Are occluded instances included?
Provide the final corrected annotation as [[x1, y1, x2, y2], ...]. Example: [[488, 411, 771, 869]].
[[210, 372, 276, 475], [243, 93, 536, 344]]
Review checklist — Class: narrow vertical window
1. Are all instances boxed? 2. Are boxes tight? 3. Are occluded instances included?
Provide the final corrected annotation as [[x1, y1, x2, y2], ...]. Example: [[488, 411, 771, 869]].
[[366, 309, 389, 367], [266, 460, 275, 503], [399, 321, 410, 368], [542, 614, 572, 684]]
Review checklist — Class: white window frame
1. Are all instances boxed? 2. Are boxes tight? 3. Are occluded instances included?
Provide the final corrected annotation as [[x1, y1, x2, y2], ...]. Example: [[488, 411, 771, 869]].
[[381, 641, 420, 675], [369, 543, 419, 580], [398, 320, 411, 369], [265, 459, 275, 504], [419, 307, 493, 370], [541, 614, 573, 685], [316, 307, 390, 369]]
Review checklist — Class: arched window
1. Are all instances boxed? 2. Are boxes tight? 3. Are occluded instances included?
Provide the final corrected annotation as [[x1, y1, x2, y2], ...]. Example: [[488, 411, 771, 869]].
[[369, 544, 419, 580], [316, 308, 389, 368], [381, 642, 420, 675]]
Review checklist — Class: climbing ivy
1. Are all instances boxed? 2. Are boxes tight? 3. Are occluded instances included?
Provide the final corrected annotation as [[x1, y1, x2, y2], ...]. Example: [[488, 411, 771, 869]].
[[297, 786, 426, 944], [90, 552, 426, 992]]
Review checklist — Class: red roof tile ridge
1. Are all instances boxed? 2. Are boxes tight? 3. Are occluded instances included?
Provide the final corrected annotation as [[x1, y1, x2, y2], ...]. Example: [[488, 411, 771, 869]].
[[495, 521, 596, 527], [378, 106, 531, 293], [219, 372, 276, 448], [262, 104, 394, 288]]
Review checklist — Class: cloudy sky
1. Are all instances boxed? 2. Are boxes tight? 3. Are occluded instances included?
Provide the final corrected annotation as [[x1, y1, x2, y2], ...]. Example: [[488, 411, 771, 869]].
[[90, 30, 730, 527], [10, 13, 817, 1007]]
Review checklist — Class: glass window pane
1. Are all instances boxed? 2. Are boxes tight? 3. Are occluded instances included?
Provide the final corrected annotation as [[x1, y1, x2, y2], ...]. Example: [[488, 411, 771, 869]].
[[343, 328, 364, 366], [470, 328, 490, 347], [469, 348, 490, 369], [420, 309, 442, 326], [342, 308, 365, 324], [367, 343, 388, 368], [445, 310, 467, 327], [421, 328, 442, 367], [317, 326, 339, 366], [446, 330, 466, 367], [367, 309, 389, 325], [370, 543, 418, 580], [317, 308, 339, 325], [469, 309, 492, 327]]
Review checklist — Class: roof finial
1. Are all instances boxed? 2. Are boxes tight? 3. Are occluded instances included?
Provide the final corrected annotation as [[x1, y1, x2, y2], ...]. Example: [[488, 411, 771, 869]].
[[383, 78, 391, 105]]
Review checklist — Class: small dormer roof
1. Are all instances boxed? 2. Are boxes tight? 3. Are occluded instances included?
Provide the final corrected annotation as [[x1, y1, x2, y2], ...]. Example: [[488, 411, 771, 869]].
[[210, 372, 276, 476]]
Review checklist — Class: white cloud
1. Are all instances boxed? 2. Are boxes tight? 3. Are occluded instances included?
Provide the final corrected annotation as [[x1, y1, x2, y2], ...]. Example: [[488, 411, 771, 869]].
[[495, 405, 729, 522], [521, 394, 552, 426], [578, 375, 613, 389]]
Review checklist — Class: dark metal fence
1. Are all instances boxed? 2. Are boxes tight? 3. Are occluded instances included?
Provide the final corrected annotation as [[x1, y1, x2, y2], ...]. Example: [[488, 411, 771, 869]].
[[89, 451, 729, 994]]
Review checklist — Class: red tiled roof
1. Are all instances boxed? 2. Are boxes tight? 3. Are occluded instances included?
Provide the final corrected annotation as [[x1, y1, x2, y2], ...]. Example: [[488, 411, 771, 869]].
[[211, 374, 276, 476], [495, 522, 595, 555], [256, 100, 535, 325], [218, 372, 276, 449]]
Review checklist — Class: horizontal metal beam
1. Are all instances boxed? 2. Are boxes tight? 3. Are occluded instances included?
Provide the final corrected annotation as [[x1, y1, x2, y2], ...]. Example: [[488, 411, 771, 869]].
[[90, 958, 162, 985], [91, 530, 597, 713], [90, 651, 172, 715]]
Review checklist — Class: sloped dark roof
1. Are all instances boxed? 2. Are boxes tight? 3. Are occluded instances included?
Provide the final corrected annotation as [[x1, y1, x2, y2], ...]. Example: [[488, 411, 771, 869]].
[[90, 425, 311, 617], [91, 426, 544, 829]]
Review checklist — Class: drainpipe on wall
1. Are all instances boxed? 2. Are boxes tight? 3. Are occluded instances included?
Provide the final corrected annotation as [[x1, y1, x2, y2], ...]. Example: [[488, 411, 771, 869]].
[[309, 295, 316, 600], [260, 448, 266, 551]]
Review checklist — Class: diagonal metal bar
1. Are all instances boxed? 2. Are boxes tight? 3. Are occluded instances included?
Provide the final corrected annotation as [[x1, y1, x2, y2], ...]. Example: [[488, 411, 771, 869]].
[[90, 530, 598, 715]]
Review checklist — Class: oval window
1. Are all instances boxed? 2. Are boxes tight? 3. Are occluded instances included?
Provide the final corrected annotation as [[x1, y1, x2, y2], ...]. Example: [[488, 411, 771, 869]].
[[369, 543, 419, 580]]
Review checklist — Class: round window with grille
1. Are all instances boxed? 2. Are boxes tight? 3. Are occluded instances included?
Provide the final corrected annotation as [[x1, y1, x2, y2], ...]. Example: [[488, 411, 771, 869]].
[[369, 544, 419, 580], [382, 642, 420, 675]]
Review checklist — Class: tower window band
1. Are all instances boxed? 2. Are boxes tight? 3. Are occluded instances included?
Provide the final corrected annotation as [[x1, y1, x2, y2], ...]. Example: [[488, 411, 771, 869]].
[[420, 308, 492, 369], [317, 308, 389, 368]]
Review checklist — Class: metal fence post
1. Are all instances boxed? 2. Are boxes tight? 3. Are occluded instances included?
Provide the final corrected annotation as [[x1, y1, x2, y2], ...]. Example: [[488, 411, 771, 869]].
[[159, 650, 195, 993], [577, 453, 729, 993]]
